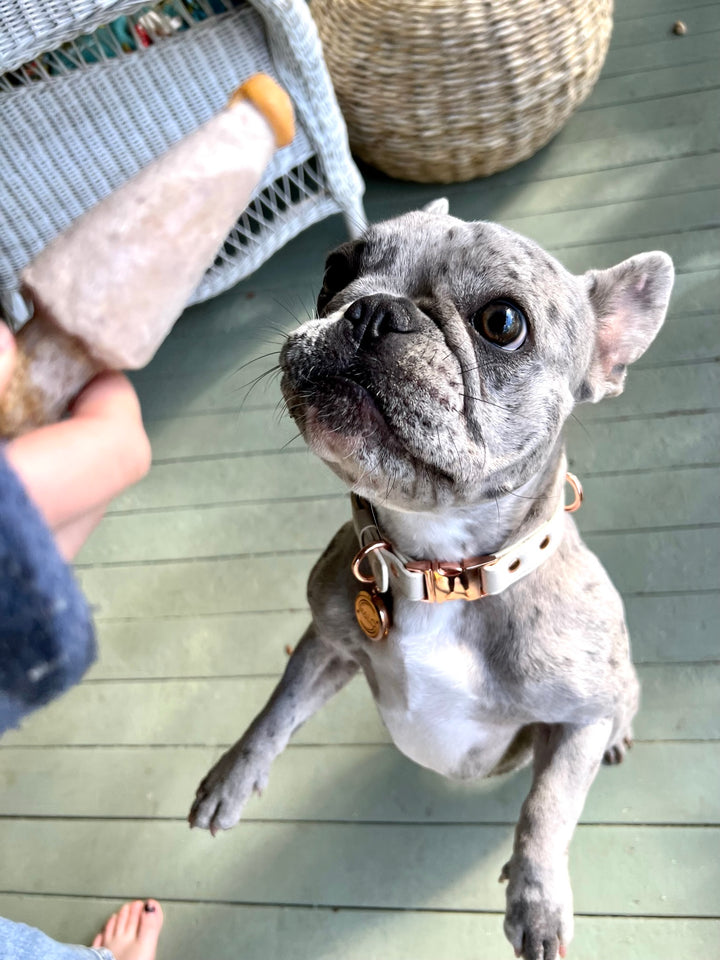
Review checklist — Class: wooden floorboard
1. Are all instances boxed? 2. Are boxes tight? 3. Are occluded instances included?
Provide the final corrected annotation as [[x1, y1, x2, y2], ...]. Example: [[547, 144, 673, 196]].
[[1, 742, 718, 824], [2, 663, 718, 748], [1, 895, 718, 960], [1, 0, 718, 956], [1, 820, 718, 915]]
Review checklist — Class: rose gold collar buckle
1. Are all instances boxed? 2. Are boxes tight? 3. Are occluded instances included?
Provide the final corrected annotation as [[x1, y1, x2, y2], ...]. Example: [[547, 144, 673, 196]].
[[406, 555, 496, 603]]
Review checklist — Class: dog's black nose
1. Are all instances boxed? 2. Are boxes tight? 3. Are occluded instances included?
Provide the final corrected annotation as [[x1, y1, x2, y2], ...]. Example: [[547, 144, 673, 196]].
[[344, 294, 416, 347]]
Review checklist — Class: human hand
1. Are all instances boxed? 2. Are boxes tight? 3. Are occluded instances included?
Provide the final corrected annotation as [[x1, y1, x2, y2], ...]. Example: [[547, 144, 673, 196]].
[[1, 323, 151, 560]]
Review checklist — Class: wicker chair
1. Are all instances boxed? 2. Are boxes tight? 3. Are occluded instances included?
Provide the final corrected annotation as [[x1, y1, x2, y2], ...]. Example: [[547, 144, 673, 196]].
[[310, 0, 613, 184], [0, 0, 367, 326]]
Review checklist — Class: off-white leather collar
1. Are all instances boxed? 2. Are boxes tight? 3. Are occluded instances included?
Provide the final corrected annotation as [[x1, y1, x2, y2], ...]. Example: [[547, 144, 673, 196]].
[[351, 473, 583, 604]]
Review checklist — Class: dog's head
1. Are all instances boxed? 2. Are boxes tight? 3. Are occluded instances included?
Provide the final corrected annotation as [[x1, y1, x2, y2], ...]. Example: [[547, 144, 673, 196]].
[[280, 201, 674, 509]]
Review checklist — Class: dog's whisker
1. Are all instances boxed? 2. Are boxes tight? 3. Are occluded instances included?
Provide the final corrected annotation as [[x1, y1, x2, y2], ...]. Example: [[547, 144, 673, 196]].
[[234, 364, 281, 394], [233, 364, 282, 409], [505, 490, 554, 502], [568, 411, 591, 439], [459, 393, 524, 416], [230, 352, 281, 378], [280, 432, 304, 450], [271, 295, 312, 329]]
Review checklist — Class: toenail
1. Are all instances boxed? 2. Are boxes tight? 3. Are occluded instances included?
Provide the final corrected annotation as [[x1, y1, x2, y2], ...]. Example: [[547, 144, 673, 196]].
[[144, 902, 156, 913]]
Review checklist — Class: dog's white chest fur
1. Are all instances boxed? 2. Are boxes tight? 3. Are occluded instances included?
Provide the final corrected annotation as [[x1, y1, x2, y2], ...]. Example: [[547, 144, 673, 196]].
[[367, 602, 515, 778]]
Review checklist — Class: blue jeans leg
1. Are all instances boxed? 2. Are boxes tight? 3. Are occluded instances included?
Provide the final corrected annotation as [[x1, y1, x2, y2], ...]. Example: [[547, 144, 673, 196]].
[[0, 917, 114, 960]]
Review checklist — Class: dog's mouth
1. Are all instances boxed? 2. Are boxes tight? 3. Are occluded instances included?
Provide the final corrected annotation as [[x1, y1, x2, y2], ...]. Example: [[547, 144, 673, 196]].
[[282, 371, 396, 465]]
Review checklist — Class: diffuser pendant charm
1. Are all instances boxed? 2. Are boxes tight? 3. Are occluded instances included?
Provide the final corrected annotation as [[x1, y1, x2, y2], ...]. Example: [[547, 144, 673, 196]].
[[355, 589, 390, 642]]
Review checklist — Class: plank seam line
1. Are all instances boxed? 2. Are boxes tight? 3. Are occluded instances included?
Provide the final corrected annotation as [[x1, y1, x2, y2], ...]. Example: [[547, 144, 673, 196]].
[[0, 891, 715, 922], [141, 402, 285, 417], [0, 815, 717, 829], [94, 608, 315, 621], [465, 182, 720, 225], [76, 548, 318, 570], [601, 57, 720, 81], [638, 357, 720, 371], [610, 29, 720, 52], [3, 738, 718, 751], [572, 463, 720, 479], [104, 494, 346, 517], [584, 521, 720, 537], [79, 661, 720, 684], [613, 0, 720, 24], [2, 889, 718, 920], [575, 406, 720, 425], [580, 84, 720, 113], [608, 29, 720, 52], [623, 588, 719, 597], [551, 223, 720, 254], [148, 448, 309, 465]]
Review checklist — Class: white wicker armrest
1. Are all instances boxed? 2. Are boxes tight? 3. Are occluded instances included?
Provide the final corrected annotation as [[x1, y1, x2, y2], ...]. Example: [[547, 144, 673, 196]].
[[0, 0, 157, 75]]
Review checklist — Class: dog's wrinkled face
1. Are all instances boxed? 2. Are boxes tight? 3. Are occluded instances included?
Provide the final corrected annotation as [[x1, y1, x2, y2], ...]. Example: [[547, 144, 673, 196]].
[[280, 206, 673, 510]]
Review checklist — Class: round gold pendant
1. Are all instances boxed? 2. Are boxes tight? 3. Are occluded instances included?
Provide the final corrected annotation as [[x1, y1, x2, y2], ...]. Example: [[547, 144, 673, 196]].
[[355, 589, 390, 641]]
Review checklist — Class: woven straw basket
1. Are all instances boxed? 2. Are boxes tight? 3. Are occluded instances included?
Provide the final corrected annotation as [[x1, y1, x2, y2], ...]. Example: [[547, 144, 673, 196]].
[[310, 0, 613, 183]]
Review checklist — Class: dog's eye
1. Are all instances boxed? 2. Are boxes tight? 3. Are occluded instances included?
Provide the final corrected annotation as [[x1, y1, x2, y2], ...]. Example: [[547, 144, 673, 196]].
[[317, 255, 355, 315], [471, 300, 527, 351]]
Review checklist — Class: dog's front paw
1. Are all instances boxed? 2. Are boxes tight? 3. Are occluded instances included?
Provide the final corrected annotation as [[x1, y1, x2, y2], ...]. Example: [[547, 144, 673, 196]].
[[501, 856, 573, 960], [603, 730, 633, 765], [188, 742, 270, 835]]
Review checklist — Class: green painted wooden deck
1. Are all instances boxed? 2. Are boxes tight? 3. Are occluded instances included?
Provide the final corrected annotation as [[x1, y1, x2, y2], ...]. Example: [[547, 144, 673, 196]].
[[1, 0, 719, 956]]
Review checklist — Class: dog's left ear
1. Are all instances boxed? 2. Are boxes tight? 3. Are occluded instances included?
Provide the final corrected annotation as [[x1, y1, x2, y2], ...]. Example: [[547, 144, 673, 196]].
[[579, 251, 674, 402], [423, 198, 450, 216]]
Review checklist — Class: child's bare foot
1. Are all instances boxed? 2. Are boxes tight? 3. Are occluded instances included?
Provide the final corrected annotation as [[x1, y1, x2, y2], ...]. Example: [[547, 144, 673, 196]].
[[91, 900, 163, 960]]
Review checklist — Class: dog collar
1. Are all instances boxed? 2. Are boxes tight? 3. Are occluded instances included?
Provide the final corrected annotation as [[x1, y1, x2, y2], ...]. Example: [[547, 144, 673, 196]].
[[350, 473, 583, 641]]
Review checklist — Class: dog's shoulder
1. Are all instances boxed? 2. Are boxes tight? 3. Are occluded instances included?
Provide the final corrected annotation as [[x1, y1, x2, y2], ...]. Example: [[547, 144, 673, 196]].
[[306, 521, 365, 641], [478, 525, 634, 718]]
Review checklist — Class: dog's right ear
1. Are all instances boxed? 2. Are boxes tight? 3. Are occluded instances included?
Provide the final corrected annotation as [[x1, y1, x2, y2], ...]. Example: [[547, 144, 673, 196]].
[[423, 198, 450, 216], [578, 251, 674, 402]]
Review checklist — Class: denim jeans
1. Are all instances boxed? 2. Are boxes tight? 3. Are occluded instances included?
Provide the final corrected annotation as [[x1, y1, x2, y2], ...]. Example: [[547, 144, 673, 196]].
[[0, 918, 114, 960]]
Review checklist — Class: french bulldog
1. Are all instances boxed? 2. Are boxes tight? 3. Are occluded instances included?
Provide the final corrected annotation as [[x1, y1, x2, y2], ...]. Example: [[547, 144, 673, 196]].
[[189, 200, 674, 960]]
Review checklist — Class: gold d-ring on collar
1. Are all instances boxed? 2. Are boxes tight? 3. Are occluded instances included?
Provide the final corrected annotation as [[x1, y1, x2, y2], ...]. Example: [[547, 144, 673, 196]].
[[564, 472, 583, 513], [351, 539, 392, 583]]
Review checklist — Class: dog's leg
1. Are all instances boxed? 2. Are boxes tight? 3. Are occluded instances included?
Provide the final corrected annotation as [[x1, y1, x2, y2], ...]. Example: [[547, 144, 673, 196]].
[[502, 718, 612, 960], [189, 624, 358, 834], [603, 666, 639, 766]]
